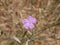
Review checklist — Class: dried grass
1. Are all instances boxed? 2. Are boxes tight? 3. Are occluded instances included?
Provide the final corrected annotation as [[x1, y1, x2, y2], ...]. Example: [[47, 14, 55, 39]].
[[0, 0, 60, 45]]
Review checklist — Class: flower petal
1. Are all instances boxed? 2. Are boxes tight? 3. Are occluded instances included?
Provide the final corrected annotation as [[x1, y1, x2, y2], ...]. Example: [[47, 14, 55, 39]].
[[29, 23, 34, 29], [28, 16, 36, 23], [24, 23, 34, 29], [22, 19, 29, 24], [24, 23, 30, 29]]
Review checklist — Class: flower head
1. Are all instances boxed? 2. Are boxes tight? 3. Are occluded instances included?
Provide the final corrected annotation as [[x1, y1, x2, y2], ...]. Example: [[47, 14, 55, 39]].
[[22, 16, 36, 29]]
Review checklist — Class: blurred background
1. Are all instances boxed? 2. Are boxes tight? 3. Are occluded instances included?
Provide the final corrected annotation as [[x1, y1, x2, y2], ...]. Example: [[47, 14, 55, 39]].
[[0, 0, 60, 45]]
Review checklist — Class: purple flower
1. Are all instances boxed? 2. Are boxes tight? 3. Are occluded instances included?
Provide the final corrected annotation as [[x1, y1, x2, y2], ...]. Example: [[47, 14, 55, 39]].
[[22, 16, 36, 29]]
